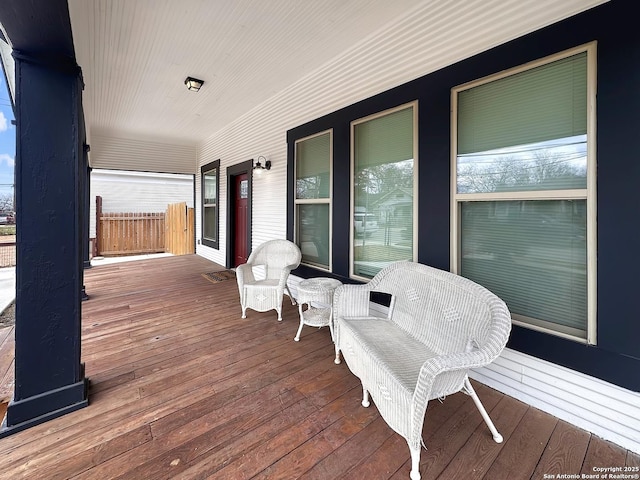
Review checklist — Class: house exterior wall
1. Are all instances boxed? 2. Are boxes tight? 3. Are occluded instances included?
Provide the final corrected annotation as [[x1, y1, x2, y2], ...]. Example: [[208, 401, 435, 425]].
[[195, 0, 606, 266], [89, 169, 194, 239], [196, 127, 287, 266], [195, 0, 640, 453]]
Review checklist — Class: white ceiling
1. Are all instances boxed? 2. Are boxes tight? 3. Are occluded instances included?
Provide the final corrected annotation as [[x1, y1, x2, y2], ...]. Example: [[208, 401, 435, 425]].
[[68, 0, 428, 145]]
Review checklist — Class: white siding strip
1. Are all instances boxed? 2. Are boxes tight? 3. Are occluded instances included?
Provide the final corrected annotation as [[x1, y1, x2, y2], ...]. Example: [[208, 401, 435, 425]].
[[470, 349, 640, 454]]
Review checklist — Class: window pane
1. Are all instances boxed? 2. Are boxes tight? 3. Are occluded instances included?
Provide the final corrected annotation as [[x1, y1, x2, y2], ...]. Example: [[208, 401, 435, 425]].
[[203, 205, 217, 241], [297, 203, 329, 269], [296, 132, 330, 199], [353, 106, 414, 279], [203, 171, 217, 205], [460, 200, 587, 333]]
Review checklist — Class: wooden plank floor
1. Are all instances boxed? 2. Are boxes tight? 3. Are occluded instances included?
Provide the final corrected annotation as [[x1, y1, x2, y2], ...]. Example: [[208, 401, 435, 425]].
[[0, 254, 637, 479]]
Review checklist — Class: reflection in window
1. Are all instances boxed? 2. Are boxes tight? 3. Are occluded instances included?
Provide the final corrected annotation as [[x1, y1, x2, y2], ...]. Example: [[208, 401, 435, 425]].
[[295, 131, 331, 270], [457, 135, 587, 193], [351, 103, 417, 279]]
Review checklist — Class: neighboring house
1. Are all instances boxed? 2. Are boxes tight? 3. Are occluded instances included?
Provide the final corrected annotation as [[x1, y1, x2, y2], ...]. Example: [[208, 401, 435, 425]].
[[89, 168, 195, 240], [1, 0, 639, 456]]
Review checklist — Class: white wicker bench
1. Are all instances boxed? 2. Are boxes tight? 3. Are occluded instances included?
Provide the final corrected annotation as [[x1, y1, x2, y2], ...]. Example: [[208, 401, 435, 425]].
[[333, 261, 511, 480]]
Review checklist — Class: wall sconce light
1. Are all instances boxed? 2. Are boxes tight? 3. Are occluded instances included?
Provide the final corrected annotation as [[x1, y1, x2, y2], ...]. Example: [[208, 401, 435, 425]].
[[184, 76, 204, 92], [253, 156, 271, 173]]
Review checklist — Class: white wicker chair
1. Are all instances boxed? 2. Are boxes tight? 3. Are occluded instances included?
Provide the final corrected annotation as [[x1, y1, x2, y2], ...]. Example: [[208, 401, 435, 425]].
[[333, 261, 512, 480], [235, 239, 302, 321]]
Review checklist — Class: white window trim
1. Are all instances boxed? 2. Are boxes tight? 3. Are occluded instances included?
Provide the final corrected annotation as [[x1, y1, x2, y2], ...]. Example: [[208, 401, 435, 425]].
[[350, 101, 419, 282], [450, 42, 597, 345], [294, 129, 333, 272]]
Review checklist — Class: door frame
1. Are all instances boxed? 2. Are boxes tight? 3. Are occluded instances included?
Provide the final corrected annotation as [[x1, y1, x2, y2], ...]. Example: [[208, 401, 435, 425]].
[[226, 160, 253, 268]]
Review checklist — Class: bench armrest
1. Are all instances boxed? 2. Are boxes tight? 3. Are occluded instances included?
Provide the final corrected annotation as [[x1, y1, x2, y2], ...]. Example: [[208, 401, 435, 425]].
[[410, 348, 493, 437], [417, 349, 491, 393]]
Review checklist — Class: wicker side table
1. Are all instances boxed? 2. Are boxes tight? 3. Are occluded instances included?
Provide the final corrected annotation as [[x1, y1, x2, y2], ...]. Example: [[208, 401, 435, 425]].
[[294, 277, 342, 342]]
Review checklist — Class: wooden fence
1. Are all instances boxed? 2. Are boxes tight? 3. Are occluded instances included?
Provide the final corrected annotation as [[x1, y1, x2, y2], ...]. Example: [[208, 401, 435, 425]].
[[165, 202, 194, 255], [97, 211, 165, 256], [96, 197, 194, 257]]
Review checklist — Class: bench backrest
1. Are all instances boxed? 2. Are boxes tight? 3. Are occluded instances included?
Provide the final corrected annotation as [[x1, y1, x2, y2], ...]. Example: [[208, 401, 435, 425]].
[[369, 261, 511, 357]]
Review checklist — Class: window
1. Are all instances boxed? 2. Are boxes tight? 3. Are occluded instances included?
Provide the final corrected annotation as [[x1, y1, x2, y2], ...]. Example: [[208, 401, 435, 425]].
[[295, 130, 332, 270], [452, 44, 596, 343], [351, 103, 418, 280], [201, 160, 220, 249]]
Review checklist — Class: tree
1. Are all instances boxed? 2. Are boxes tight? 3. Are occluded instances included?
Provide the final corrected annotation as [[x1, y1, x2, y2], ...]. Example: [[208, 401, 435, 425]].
[[0, 193, 13, 212], [355, 160, 413, 202]]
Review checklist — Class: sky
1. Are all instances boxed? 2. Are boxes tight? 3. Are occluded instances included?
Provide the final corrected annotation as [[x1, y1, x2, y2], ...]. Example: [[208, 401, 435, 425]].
[[0, 76, 14, 203]]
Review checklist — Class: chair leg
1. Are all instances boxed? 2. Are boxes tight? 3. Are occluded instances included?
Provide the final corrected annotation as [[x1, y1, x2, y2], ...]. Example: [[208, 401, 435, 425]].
[[334, 346, 341, 364], [361, 385, 370, 407], [240, 289, 247, 318], [276, 306, 283, 321], [285, 284, 296, 305], [408, 443, 421, 480], [464, 377, 503, 443]]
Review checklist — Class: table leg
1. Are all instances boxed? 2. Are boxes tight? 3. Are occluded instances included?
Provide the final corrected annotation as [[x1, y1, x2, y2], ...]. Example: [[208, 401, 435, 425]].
[[294, 302, 305, 341]]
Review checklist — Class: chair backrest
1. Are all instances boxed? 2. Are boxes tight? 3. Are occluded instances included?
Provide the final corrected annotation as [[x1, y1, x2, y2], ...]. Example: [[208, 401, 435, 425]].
[[369, 261, 511, 358], [247, 239, 302, 280]]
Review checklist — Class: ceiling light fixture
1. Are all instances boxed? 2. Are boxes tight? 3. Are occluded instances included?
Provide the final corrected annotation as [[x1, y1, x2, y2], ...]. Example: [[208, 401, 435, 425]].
[[253, 156, 271, 173], [184, 76, 204, 92]]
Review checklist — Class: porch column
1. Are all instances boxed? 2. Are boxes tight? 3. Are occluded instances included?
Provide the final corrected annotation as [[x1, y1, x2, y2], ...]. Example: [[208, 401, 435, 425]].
[[0, 51, 88, 436]]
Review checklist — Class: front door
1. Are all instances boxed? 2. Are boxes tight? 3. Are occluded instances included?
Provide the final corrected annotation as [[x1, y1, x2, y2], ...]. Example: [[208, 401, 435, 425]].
[[233, 173, 249, 267]]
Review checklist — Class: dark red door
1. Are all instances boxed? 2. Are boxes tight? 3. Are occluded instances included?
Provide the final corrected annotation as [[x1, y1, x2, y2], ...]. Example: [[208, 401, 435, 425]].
[[233, 173, 249, 267]]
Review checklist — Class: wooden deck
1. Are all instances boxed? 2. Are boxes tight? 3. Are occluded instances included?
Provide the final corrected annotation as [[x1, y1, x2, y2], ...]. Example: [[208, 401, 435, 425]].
[[0, 254, 638, 479]]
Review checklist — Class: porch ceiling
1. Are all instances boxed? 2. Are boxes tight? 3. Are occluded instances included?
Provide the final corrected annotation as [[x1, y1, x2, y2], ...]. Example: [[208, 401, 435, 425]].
[[67, 0, 609, 149], [67, 0, 427, 144]]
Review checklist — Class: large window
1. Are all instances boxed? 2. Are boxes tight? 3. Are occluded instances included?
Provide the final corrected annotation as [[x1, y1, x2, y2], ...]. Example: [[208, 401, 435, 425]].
[[452, 44, 596, 343], [351, 103, 418, 280], [201, 160, 220, 249], [295, 130, 332, 270]]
